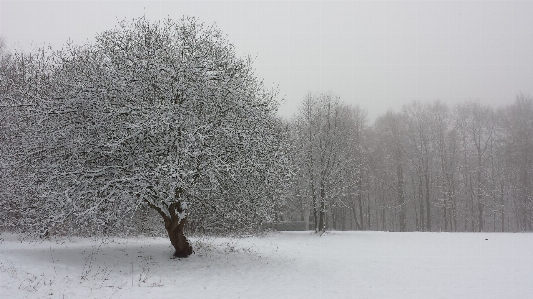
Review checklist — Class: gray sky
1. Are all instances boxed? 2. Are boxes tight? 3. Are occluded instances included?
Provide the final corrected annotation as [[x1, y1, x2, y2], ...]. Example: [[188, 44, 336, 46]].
[[1, 1, 532, 120]]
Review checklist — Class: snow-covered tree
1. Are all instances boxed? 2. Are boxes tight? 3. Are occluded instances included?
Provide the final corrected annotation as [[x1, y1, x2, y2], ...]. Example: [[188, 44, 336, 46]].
[[0, 17, 289, 257], [289, 93, 366, 232]]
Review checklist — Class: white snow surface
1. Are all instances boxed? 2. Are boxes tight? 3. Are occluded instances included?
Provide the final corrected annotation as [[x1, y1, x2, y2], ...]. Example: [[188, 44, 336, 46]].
[[1, 231, 532, 299]]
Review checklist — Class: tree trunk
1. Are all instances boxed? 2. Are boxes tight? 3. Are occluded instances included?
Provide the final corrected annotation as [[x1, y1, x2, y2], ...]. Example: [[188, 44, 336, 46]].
[[418, 175, 425, 231], [318, 203, 325, 232], [357, 176, 364, 230], [397, 162, 406, 232], [500, 182, 505, 232], [313, 196, 318, 233], [367, 193, 371, 229], [145, 188, 193, 258], [318, 183, 326, 232], [452, 182, 457, 232], [443, 197, 448, 232], [351, 203, 361, 230], [166, 219, 192, 258], [477, 155, 484, 232], [331, 208, 337, 230], [425, 169, 431, 231]]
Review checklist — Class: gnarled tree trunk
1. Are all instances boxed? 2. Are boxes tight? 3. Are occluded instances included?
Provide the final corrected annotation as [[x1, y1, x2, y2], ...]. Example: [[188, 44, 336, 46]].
[[146, 187, 193, 258], [165, 217, 192, 258]]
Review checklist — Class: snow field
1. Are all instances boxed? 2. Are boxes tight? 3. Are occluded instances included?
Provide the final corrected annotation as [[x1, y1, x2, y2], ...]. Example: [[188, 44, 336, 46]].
[[1, 231, 532, 299]]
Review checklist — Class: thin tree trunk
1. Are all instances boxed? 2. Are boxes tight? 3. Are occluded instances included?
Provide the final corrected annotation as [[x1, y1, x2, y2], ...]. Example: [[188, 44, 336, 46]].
[[397, 162, 406, 232], [425, 168, 431, 231], [367, 192, 371, 229], [477, 155, 484, 232], [313, 200, 318, 233], [418, 175, 425, 231], [357, 177, 365, 230], [351, 202, 361, 230], [312, 182, 318, 232], [318, 183, 326, 232], [444, 198, 448, 232], [500, 181, 505, 232], [332, 208, 337, 230]]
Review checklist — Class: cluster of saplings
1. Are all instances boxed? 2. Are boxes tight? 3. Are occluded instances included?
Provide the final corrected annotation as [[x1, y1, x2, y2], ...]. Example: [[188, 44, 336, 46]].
[[1, 17, 532, 258]]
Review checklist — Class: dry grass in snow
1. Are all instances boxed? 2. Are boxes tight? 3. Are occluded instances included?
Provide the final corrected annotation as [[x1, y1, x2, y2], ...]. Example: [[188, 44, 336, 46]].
[[1, 231, 532, 299]]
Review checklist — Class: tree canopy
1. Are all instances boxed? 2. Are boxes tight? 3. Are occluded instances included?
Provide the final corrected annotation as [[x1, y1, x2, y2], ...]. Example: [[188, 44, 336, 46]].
[[0, 17, 290, 251]]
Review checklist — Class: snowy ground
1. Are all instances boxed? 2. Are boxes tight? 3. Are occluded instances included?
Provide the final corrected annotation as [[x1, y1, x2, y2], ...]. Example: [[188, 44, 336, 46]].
[[1, 231, 532, 299]]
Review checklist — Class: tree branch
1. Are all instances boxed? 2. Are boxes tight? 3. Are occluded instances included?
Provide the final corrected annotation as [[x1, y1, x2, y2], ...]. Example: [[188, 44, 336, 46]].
[[144, 198, 169, 222]]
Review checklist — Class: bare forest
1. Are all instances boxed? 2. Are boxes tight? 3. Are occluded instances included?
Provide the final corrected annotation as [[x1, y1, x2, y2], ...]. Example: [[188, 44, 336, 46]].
[[286, 92, 533, 233]]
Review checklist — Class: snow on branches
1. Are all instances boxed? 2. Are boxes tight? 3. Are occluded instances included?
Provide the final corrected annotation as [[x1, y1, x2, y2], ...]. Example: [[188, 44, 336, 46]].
[[0, 17, 290, 240]]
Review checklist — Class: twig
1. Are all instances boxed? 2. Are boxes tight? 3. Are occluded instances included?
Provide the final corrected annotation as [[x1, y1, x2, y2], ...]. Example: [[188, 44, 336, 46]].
[[49, 246, 57, 276]]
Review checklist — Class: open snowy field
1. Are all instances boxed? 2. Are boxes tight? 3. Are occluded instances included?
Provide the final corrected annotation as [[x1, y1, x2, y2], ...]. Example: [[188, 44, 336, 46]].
[[1, 231, 532, 299]]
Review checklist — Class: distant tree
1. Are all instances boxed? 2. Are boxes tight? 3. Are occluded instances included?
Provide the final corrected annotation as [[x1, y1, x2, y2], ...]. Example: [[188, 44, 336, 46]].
[[368, 111, 408, 231], [403, 102, 436, 231], [501, 95, 533, 231], [430, 102, 458, 232], [454, 102, 495, 232], [0, 18, 289, 257], [488, 109, 509, 232], [289, 93, 364, 233], [344, 106, 368, 231]]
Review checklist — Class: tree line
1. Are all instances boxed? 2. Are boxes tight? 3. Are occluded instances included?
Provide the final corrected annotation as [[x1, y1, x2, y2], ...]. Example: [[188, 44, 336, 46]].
[[285, 92, 533, 233]]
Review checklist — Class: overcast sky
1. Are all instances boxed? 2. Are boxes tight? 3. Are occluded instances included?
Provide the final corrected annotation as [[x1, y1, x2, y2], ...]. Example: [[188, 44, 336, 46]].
[[1, 1, 532, 120]]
